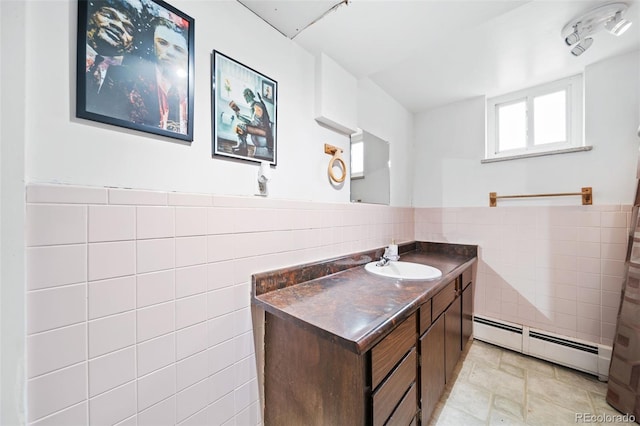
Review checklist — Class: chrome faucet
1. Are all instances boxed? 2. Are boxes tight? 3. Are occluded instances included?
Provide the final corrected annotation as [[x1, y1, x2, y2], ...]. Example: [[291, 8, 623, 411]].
[[376, 246, 400, 267]]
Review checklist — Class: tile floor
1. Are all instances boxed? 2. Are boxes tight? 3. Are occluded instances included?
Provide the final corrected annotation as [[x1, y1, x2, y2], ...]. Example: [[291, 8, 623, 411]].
[[428, 340, 635, 426]]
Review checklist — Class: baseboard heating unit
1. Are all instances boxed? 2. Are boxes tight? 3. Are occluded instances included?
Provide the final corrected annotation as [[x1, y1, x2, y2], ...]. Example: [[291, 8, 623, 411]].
[[473, 315, 612, 381]]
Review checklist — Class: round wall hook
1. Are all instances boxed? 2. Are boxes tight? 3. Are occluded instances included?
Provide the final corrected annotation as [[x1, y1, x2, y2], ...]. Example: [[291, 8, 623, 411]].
[[328, 153, 346, 183], [324, 143, 347, 183]]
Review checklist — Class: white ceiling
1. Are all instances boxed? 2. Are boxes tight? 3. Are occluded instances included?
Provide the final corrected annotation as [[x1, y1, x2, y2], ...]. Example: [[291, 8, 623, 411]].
[[239, 0, 640, 113], [238, 0, 346, 38]]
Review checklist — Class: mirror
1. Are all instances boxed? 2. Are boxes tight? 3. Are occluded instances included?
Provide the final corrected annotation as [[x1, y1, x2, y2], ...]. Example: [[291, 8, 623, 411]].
[[350, 129, 390, 205]]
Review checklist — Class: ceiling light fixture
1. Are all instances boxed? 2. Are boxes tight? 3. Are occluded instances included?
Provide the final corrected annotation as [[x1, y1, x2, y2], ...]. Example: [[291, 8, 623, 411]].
[[561, 2, 632, 56]]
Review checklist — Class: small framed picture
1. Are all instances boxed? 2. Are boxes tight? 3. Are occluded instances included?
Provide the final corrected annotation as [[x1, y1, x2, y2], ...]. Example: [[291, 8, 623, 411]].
[[76, 0, 195, 142], [212, 50, 277, 165], [262, 80, 275, 103]]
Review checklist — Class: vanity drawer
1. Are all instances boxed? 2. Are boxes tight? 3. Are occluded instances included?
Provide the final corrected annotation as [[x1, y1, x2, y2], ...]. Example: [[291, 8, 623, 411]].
[[432, 279, 457, 320], [371, 313, 416, 389], [462, 267, 472, 290], [372, 348, 417, 426], [386, 382, 417, 426], [419, 299, 432, 336]]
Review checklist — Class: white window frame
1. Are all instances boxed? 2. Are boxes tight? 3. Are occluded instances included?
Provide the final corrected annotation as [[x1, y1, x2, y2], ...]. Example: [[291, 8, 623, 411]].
[[485, 74, 585, 162]]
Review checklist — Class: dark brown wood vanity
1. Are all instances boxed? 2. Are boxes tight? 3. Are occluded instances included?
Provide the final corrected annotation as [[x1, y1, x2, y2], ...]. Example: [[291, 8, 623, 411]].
[[252, 241, 477, 425]]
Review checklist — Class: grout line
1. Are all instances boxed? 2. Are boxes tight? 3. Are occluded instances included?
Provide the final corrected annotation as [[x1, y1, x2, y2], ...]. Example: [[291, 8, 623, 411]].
[[172, 204, 178, 426], [133, 206, 139, 422], [84, 203, 90, 423]]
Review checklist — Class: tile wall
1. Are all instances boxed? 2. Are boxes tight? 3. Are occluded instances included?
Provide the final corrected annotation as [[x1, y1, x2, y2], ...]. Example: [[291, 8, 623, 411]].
[[23, 184, 630, 424], [415, 205, 630, 346], [24, 184, 414, 425]]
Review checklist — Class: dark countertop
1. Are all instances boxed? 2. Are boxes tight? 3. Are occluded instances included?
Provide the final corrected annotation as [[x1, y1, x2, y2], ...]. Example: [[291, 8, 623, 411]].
[[252, 242, 477, 354]]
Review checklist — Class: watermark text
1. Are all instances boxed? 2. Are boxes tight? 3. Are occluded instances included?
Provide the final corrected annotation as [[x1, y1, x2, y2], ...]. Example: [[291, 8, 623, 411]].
[[575, 412, 635, 423]]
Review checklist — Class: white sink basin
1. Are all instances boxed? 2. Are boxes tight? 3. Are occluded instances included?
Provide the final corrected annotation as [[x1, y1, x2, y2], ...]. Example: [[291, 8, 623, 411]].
[[364, 261, 442, 280]]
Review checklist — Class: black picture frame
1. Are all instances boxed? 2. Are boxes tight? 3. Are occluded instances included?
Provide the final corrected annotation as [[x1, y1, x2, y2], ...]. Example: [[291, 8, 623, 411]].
[[77, 0, 195, 142], [212, 50, 277, 165]]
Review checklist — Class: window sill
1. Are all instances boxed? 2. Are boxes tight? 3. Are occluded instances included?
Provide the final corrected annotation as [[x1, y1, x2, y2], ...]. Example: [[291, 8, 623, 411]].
[[481, 145, 593, 164]]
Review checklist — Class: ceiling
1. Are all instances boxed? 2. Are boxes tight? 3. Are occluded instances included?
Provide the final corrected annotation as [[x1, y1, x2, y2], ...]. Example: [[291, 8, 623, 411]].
[[239, 0, 640, 113]]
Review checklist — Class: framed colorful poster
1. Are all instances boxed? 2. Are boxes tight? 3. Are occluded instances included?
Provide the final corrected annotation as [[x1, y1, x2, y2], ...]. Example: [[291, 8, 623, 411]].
[[77, 0, 195, 142], [212, 50, 277, 165]]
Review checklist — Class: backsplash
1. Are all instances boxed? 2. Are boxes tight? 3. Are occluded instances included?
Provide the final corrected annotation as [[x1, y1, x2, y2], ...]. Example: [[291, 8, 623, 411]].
[[415, 205, 631, 346], [25, 184, 414, 425]]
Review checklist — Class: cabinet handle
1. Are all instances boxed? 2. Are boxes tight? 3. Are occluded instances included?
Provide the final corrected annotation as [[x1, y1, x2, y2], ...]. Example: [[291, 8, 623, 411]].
[[455, 278, 463, 297]]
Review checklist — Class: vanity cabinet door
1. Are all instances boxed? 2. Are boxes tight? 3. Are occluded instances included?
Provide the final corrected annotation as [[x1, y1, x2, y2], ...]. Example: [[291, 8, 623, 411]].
[[420, 313, 445, 424], [462, 279, 473, 349], [444, 295, 462, 384], [420, 268, 474, 424]]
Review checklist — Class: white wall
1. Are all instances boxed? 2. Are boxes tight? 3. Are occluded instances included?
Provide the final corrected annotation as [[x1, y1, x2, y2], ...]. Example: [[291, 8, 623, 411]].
[[1, 2, 3, 421], [358, 78, 414, 206], [1, 2, 27, 426], [413, 50, 640, 208], [24, 0, 413, 206], [413, 96, 486, 208]]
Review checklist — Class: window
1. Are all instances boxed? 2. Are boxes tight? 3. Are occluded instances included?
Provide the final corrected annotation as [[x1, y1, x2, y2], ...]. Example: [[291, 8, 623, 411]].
[[485, 75, 586, 161]]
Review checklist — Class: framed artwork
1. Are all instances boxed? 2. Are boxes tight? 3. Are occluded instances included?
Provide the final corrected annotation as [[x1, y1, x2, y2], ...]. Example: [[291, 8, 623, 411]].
[[212, 50, 277, 165], [76, 0, 195, 142]]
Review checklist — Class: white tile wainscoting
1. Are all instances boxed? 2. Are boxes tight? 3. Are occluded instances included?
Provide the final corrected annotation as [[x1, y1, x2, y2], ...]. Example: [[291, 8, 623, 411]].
[[23, 183, 628, 425], [415, 205, 631, 347], [24, 184, 414, 425]]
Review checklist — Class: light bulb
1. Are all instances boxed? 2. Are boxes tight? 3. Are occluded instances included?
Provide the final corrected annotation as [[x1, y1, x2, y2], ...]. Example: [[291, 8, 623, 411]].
[[565, 29, 580, 45], [570, 37, 593, 56], [605, 12, 632, 36]]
